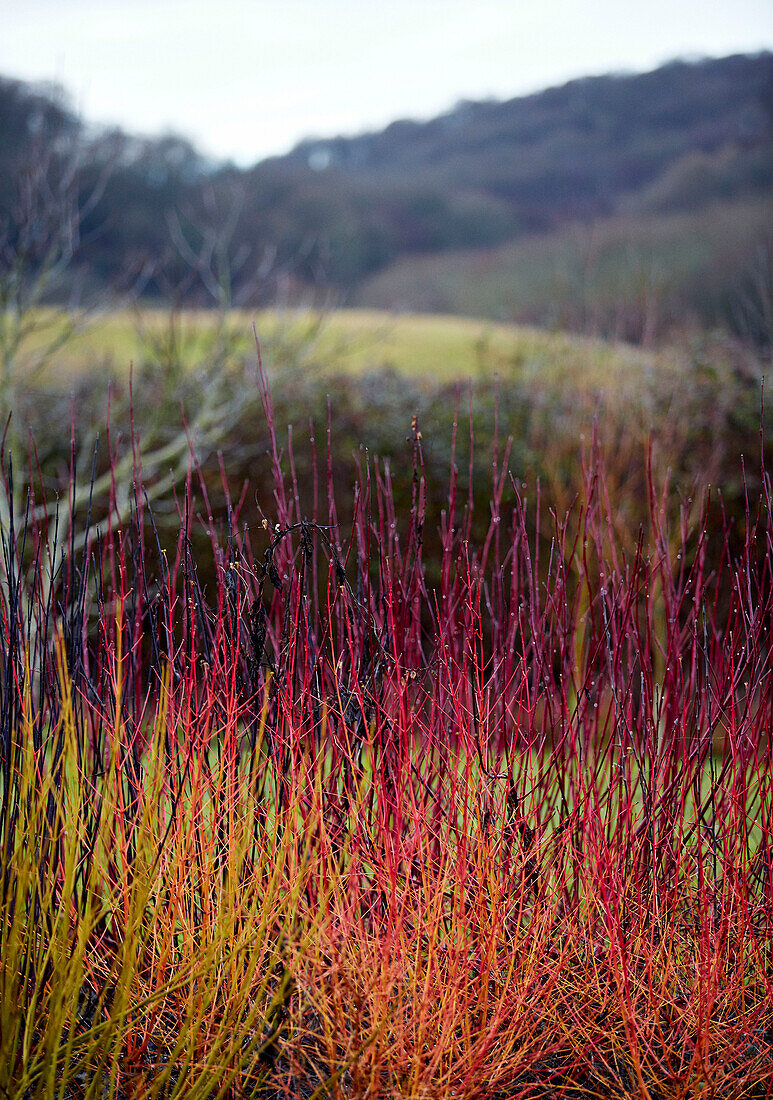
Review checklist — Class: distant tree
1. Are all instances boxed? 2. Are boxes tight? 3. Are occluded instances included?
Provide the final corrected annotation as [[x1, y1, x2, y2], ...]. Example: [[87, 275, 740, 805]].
[[0, 128, 117, 453]]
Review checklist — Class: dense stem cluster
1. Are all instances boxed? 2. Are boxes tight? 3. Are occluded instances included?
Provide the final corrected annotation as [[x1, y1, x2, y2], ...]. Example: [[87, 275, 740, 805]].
[[0, 366, 771, 1098]]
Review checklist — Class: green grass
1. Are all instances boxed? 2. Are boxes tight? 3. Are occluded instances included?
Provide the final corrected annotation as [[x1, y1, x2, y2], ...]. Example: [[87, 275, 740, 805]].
[[20, 305, 677, 396], [294, 309, 667, 389]]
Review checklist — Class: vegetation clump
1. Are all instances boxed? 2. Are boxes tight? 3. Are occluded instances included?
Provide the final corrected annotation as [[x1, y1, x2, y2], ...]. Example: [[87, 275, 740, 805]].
[[0, 354, 771, 1098]]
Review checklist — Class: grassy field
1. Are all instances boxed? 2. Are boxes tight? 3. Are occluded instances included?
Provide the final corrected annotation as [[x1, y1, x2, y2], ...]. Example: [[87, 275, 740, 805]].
[[21, 306, 677, 394]]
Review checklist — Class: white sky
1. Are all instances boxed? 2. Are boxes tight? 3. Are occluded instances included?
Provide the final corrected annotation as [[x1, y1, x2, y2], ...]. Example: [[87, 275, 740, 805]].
[[2, 0, 772, 166]]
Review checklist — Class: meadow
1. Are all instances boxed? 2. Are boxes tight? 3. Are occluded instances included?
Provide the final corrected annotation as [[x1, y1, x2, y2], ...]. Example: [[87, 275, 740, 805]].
[[0, 311, 772, 1098], [16, 307, 669, 386]]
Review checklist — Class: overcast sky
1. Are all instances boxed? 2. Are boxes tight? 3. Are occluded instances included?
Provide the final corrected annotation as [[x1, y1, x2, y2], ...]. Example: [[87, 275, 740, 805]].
[[2, 0, 772, 166]]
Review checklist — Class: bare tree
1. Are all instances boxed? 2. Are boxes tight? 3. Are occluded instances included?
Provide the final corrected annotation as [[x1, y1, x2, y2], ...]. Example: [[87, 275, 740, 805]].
[[0, 136, 120, 421], [0, 144, 256, 648]]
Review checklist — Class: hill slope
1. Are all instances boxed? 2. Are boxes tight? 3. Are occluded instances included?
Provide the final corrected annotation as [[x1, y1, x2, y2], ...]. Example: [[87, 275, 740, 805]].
[[1, 53, 771, 340]]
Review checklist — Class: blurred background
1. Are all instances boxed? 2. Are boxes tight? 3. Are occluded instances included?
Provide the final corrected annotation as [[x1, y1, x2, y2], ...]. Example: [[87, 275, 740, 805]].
[[0, 0, 772, 574], [1, 0, 771, 345]]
